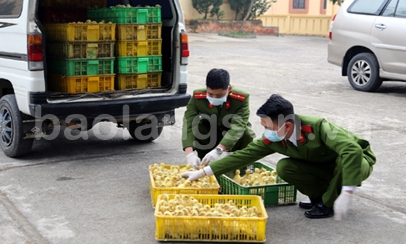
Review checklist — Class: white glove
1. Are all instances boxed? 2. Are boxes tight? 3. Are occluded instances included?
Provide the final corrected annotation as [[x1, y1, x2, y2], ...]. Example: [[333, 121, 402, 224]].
[[186, 152, 201, 169], [202, 148, 221, 166], [334, 191, 353, 220], [181, 166, 214, 181]]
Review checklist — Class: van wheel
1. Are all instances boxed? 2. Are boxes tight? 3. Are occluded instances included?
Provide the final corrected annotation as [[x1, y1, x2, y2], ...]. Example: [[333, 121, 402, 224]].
[[128, 121, 163, 142], [0, 95, 33, 158], [347, 53, 383, 92]]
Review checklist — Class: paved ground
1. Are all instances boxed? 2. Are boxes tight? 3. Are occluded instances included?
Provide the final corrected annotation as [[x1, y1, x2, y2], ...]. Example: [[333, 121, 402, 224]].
[[1, 33, 406, 244]]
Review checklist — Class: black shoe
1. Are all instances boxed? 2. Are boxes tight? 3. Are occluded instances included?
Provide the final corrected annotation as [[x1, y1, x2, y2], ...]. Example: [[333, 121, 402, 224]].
[[299, 200, 314, 209], [304, 203, 334, 219]]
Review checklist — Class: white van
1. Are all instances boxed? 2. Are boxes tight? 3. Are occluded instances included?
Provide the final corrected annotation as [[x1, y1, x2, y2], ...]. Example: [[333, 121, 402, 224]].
[[0, 0, 190, 157]]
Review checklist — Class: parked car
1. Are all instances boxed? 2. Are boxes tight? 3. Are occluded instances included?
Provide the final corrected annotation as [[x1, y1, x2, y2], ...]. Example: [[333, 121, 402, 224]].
[[0, 0, 191, 157], [328, 0, 406, 92]]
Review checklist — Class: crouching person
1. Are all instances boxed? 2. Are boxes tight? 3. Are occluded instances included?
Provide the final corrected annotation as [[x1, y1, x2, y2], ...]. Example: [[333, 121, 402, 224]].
[[182, 94, 376, 220]]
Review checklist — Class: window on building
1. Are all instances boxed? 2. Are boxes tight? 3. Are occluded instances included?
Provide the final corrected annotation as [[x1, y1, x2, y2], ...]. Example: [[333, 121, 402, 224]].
[[290, 0, 308, 13], [293, 0, 306, 9], [320, 0, 327, 14], [0, 0, 23, 17]]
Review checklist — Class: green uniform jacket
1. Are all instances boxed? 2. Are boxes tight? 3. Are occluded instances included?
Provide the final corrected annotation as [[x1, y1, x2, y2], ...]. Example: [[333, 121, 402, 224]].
[[210, 114, 376, 186], [182, 87, 254, 151]]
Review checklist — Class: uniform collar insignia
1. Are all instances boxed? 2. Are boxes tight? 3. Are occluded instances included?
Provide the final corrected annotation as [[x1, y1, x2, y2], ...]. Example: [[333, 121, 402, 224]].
[[299, 125, 312, 144], [299, 132, 306, 144], [225, 100, 231, 110]]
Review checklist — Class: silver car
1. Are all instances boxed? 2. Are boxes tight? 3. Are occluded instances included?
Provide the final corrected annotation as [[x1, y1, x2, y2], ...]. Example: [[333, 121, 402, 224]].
[[328, 0, 406, 92]]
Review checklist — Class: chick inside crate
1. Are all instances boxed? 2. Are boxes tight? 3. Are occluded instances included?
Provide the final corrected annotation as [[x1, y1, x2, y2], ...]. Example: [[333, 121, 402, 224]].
[[154, 194, 268, 243], [218, 162, 297, 206], [149, 163, 220, 208]]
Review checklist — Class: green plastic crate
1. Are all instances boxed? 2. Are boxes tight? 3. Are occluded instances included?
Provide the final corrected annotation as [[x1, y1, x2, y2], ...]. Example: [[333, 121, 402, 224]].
[[217, 162, 297, 206], [87, 7, 148, 24], [116, 56, 149, 73], [147, 6, 161, 23], [148, 55, 162, 72], [48, 58, 115, 76]]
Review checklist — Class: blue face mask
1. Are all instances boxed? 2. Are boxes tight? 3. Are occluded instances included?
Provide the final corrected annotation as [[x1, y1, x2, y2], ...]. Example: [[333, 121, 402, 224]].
[[206, 92, 228, 106], [264, 123, 286, 142]]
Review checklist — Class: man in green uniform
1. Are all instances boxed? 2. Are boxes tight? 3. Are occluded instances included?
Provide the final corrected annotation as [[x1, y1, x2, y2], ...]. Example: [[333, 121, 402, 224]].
[[182, 94, 376, 220], [182, 68, 255, 169]]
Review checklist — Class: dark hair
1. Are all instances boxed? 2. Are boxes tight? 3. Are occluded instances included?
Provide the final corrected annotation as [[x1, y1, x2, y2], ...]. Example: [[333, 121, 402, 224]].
[[206, 68, 230, 90], [256, 94, 295, 124]]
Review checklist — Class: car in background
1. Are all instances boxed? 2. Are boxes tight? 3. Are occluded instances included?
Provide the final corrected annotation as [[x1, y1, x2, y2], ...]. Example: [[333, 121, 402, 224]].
[[328, 0, 406, 92]]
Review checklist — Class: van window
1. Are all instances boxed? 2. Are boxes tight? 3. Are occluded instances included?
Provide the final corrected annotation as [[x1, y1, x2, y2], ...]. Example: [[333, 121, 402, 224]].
[[348, 0, 388, 15], [395, 0, 406, 17], [0, 0, 23, 17]]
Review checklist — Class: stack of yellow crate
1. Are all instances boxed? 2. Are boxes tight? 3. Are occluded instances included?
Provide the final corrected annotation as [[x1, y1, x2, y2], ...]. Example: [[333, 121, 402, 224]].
[[111, 6, 162, 90], [44, 22, 116, 94]]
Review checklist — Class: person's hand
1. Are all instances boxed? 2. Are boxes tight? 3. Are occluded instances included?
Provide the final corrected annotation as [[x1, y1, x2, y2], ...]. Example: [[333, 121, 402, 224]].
[[202, 148, 221, 166], [181, 169, 205, 181], [186, 152, 201, 169], [181, 167, 214, 181], [334, 191, 353, 220]]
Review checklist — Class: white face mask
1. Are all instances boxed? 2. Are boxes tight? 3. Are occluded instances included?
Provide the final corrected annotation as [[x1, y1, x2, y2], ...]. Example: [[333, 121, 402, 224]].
[[264, 123, 286, 142], [206, 92, 228, 106]]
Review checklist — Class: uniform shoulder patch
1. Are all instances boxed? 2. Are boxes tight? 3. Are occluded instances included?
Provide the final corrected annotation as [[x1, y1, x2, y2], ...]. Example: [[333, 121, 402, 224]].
[[194, 91, 207, 99], [301, 125, 313, 133], [229, 92, 246, 101]]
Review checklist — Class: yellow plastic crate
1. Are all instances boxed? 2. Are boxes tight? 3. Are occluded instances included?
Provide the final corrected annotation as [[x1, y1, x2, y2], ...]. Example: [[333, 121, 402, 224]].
[[116, 40, 148, 57], [116, 73, 148, 90], [147, 23, 162, 39], [47, 41, 115, 59], [44, 23, 116, 42], [155, 194, 268, 242], [149, 164, 220, 208], [148, 39, 162, 55], [116, 24, 147, 41], [147, 72, 162, 88], [48, 74, 115, 94]]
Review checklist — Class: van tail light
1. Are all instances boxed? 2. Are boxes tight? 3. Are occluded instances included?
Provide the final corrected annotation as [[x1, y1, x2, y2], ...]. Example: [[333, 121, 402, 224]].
[[180, 33, 189, 65], [27, 34, 44, 70], [329, 14, 336, 40]]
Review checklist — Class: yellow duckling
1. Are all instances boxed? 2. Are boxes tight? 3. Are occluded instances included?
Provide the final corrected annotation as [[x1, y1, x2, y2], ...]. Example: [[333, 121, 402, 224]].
[[250, 168, 261, 182], [242, 179, 251, 186], [233, 169, 242, 184], [241, 169, 251, 183], [178, 180, 191, 188]]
